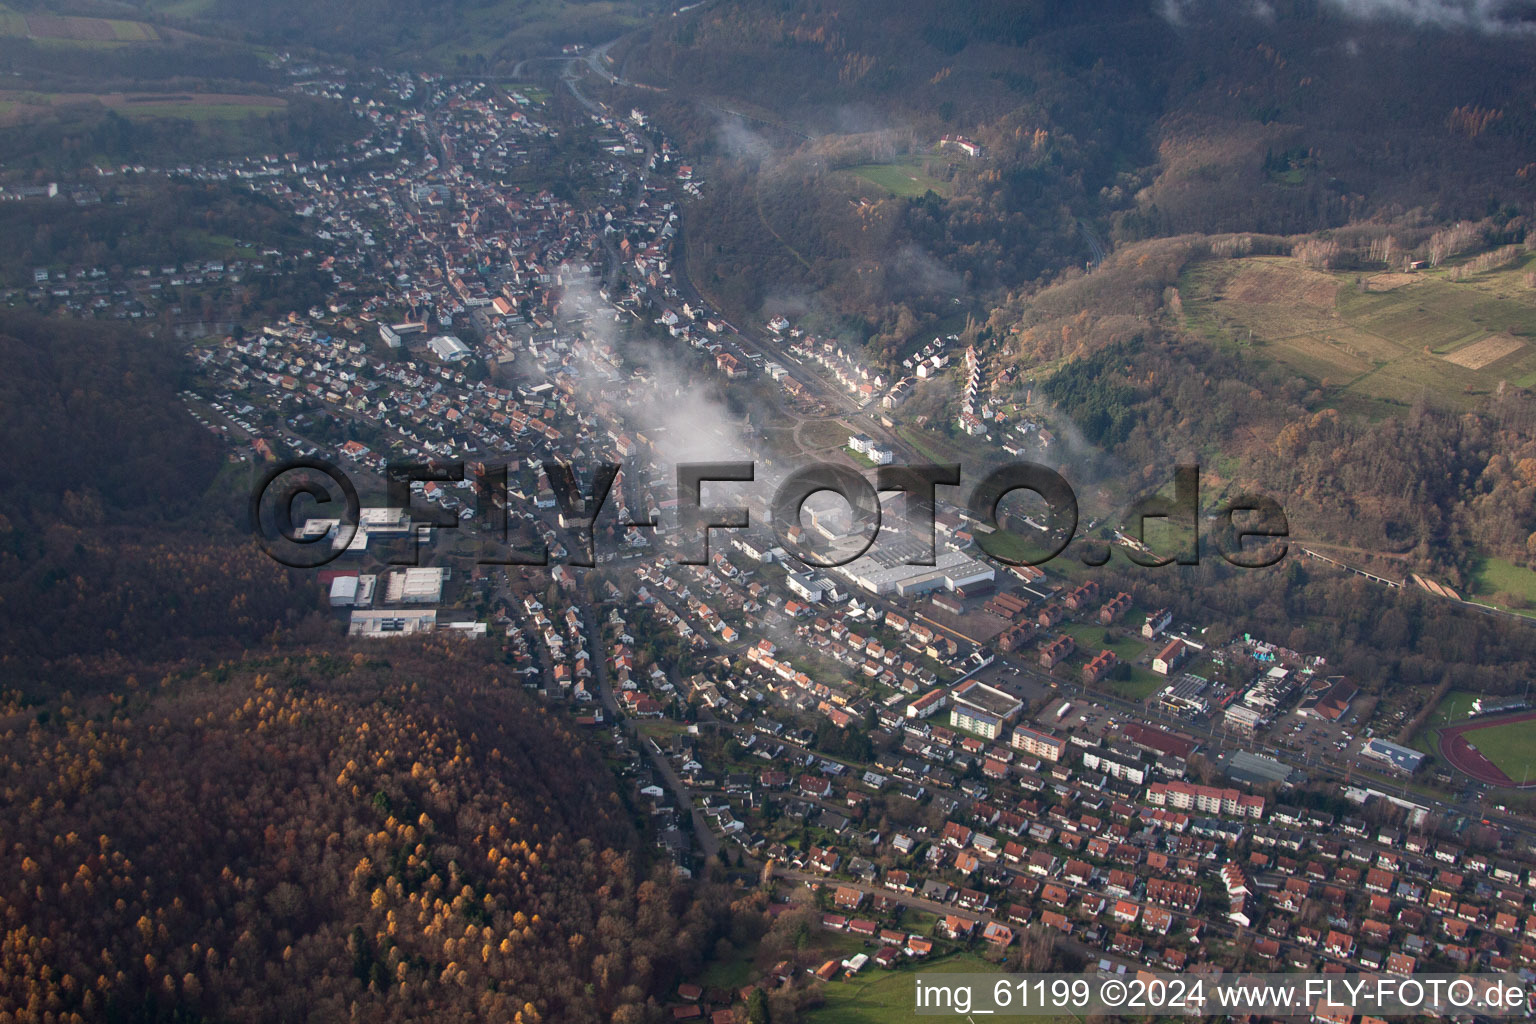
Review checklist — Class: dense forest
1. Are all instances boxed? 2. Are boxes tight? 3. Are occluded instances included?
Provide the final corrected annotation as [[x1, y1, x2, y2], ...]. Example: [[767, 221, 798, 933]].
[[0, 645, 732, 1022], [0, 309, 741, 1021], [626, 0, 1536, 356], [0, 313, 309, 686]]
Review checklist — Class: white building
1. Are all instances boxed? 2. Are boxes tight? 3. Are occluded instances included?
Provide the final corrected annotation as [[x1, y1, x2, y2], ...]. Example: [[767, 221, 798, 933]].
[[785, 571, 824, 603], [384, 566, 449, 603], [329, 575, 359, 607], [428, 334, 471, 362], [837, 549, 994, 597], [348, 609, 437, 637], [949, 680, 1022, 740]]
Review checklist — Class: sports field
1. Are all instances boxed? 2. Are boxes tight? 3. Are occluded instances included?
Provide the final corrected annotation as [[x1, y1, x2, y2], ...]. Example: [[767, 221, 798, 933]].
[[1179, 252, 1536, 409], [1440, 711, 1536, 787], [844, 158, 951, 198]]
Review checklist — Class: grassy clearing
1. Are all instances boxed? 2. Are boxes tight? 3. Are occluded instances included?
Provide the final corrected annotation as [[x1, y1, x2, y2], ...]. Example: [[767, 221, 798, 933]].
[[894, 425, 950, 465], [1140, 516, 1198, 561], [843, 157, 952, 198], [1060, 623, 1162, 699], [845, 448, 878, 469], [807, 952, 1049, 1024], [1062, 623, 1141, 662], [1116, 666, 1165, 700], [1463, 717, 1536, 783], [182, 230, 260, 260], [974, 526, 1058, 567], [1471, 555, 1536, 606], [1428, 690, 1485, 728], [1179, 253, 1536, 410], [800, 418, 854, 451], [634, 718, 686, 741], [699, 944, 757, 989]]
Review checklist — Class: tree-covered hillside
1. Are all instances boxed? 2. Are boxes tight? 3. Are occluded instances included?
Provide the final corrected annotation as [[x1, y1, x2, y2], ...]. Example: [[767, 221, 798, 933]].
[[622, 0, 1536, 348], [0, 645, 730, 1022]]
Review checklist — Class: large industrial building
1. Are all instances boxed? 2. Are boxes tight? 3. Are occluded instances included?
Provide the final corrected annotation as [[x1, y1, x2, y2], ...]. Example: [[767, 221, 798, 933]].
[[428, 334, 472, 362], [834, 548, 995, 597], [348, 609, 438, 637], [383, 566, 450, 603]]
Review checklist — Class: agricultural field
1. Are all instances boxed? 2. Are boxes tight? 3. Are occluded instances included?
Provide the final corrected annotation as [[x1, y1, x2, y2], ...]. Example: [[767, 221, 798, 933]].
[[143, 0, 219, 17], [417, 0, 643, 66], [0, 6, 160, 44], [0, 91, 286, 125], [843, 157, 952, 198], [1178, 252, 1536, 410]]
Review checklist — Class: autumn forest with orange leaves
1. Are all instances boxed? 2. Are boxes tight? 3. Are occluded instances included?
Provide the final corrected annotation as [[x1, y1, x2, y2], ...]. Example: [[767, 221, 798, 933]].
[[0, 644, 751, 1024]]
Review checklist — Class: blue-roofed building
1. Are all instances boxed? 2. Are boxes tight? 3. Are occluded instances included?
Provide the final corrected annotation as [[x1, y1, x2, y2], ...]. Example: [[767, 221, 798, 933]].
[[1361, 738, 1424, 775]]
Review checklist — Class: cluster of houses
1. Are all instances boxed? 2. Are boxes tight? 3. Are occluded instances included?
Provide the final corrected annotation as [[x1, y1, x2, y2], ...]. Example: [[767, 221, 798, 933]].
[[19, 254, 301, 321], [690, 676, 1536, 981], [8, 61, 438, 317], [785, 332, 911, 409], [82, 50, 1536, 998], [612, 551, 1536, 986]]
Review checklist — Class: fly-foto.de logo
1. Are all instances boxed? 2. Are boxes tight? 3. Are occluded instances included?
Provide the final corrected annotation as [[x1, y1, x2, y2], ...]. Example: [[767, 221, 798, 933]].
[[250, 459, 1287, 571]]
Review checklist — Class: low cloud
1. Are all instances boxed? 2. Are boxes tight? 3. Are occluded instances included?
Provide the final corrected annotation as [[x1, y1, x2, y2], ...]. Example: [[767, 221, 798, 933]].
[[714, 114, 775, 166], [1324, 0, 1536, 31], [890, 243, 963, 298], [1158, 0, 1536, 32]]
